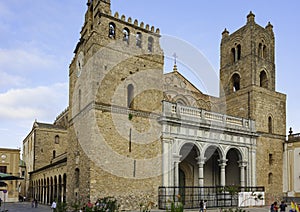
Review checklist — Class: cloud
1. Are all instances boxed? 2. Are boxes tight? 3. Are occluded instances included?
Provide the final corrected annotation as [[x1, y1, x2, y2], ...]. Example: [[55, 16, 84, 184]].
[[0, 83, 68, 121], [0, 48, 59, 74], [0, 71, 26, 88]]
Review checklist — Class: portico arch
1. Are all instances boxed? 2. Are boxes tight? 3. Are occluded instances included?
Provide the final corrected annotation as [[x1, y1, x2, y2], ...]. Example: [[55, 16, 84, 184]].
[[226, 148, 241, 185], [203, 145, 224, 186], [179, 143, 200, 187]]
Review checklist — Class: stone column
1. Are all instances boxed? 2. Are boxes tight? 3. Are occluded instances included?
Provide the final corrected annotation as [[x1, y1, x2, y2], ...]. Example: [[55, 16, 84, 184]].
[[218, 159, 227, 186], [173, 155, 181, 187], [238, 161, 247, 187], [197, 156, 206, 187]]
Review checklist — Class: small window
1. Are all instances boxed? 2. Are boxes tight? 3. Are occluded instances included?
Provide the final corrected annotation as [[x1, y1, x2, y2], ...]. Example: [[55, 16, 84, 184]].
[[75, 168, 80, 188], [268, 116, 272, 133], [55, 135, 60, 144], [148, 37, 154, 52], [231, 48, 236, 63], [0, 166, 7, 173], [231, 73, 240, 92], [237, 44, 241, 60], [22, 171, 25, 177], [268, 173, 273, 184], [258, 43, 263, 57], [127, 84, 134, 108], [123, 28, 130, 44], [136, 32, 142, 48], [260, 71, 268, 88], [269, 154, 273, 165], [263, 45, 267, 58], [53, 150, 56, 159], [109, 22, 116, 39]]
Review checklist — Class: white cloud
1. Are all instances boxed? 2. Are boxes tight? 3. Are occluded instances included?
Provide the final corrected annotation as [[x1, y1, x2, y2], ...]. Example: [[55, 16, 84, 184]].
[[0, 83, 68, 120], [0, 71, 26, 88], [0, 48, 59, 74]]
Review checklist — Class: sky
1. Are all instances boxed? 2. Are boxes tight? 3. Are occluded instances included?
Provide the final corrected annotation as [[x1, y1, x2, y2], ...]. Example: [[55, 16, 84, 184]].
[[0, 0, 300, 149]]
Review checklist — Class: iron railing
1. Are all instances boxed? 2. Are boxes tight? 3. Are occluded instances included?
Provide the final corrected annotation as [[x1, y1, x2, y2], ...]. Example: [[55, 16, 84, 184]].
[[158, 186, 265, 209]]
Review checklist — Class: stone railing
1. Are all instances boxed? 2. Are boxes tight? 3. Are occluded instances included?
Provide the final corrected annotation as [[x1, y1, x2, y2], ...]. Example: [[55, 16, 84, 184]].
[[162, 101, 253, 130], [288, 133, 300, 142]]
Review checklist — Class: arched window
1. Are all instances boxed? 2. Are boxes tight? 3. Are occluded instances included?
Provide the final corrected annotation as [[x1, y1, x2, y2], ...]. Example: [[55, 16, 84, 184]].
[[268, 173, 273, 184], [268, 116, 272, 133], [136, 32, 142, 48], [231, 73, 240, 92], [55, 135, 59, 144], [237, 44, 241, 60], [258, 43, 262, 57], [123, 28, 129, 44], [260, 70, 268, 88], [75, 168, 80, 188], [53, 150, 56, 158], [263, 45, 267, 58], [231, 48, 236, 63], [127, 84, 134, 108], [148, 36, 154, 52], [109, 22, 116, 38]]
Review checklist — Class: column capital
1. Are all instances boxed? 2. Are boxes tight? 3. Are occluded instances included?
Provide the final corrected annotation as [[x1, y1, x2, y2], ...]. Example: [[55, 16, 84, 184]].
[[218, 159, 228, 167], [238, 160, 248, 168], [196, 156, 206, 165], [173, 154, 181, 163]]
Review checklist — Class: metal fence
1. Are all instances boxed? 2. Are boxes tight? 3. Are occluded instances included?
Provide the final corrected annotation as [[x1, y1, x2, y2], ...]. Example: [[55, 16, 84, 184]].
[[158, 186, 265, 209]]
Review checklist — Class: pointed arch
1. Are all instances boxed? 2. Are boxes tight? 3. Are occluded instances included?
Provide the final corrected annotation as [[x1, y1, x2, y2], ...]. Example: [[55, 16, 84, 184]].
[[136, 32, 142, 48], [260, 70, 268, 88], [148, 36, 154, 52], [108, 22, 116, 38], [231, 73, 241, 92], [123, 27, 130, 44]]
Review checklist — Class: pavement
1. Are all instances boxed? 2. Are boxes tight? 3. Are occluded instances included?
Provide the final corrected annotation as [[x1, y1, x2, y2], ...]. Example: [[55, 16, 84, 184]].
[[0, 202, 51, 212], [0, 202, 294, 211]]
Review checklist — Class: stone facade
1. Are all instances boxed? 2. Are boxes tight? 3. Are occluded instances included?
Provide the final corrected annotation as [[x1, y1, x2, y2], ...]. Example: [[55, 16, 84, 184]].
[[22, 120, 68, 204], [21, 1, 287, 210], [0, 148, 20, 202]]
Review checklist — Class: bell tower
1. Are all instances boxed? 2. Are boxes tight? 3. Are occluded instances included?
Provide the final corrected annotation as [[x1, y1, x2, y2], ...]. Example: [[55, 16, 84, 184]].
[[220, 11, 275, 98], [67, 0, 164, 209], [219, 12, 286, 197]]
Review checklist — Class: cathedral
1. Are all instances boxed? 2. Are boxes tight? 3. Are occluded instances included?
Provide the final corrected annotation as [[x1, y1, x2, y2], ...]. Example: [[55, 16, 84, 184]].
[[21, 0, 287, 210]]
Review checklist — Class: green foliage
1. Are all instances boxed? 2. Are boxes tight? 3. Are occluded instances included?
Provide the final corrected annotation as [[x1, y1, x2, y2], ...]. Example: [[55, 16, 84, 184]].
[[128, 113, 133, 120], [56, 202, 68, 212], [166, 195, 184, 212], [168, 201, 184, 212]]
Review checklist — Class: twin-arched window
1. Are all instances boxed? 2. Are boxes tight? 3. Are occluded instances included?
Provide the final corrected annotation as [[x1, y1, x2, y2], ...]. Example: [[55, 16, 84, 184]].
[[258, 42, 268, 59], [231, 44, 241, 63]]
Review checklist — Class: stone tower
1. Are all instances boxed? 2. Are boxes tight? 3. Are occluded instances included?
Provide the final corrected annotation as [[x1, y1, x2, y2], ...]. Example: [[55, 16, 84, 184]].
[[67, 0, 164, 209], [220, 12, 286, 198]]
